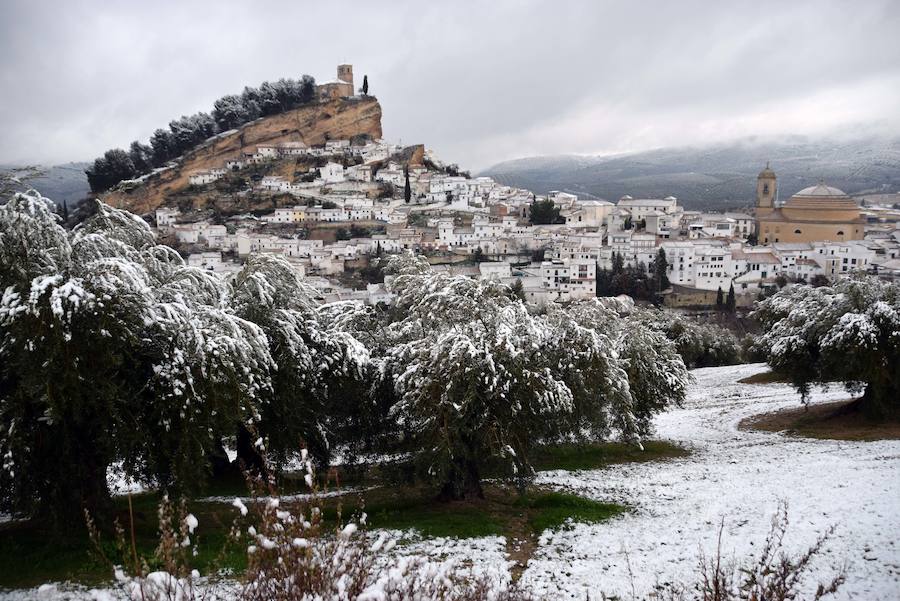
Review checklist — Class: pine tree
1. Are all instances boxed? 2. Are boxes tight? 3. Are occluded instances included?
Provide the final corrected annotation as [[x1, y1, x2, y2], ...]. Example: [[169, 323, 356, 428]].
[[612, 251, 625, 275], [510, 278, 526, 301], [530, 199, 561, 225]]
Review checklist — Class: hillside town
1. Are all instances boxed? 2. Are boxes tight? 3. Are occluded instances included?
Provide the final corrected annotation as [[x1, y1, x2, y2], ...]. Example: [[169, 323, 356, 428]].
[[159, 158, 900, 306], [147, 70, 900, 308]]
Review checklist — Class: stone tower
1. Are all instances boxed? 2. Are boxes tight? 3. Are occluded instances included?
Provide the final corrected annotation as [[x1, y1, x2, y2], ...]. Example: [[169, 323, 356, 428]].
[[337, 64, 354, 89], [756, 163, 777, 214]]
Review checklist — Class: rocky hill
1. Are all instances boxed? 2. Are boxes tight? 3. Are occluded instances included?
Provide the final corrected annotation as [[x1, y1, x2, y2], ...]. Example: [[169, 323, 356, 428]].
[[482, 135, 900, 211], [105, 96, 383, 215]]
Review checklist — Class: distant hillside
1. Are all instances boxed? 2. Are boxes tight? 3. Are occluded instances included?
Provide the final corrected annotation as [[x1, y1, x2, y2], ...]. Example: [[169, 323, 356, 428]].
[[482, 135, 900, 211], [105, 96, 383, 215], [0, 162, 90, 205]]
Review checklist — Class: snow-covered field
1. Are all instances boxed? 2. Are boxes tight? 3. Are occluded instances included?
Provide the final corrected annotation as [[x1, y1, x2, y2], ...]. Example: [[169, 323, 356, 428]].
[[522, 362, 900, 599], [3, 363, 898, 600]]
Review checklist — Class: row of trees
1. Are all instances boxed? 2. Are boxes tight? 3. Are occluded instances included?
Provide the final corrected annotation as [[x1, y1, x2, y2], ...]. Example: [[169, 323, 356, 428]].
[[0, 192, 691, 523], [0, 191, 362, 524], [596, 249, 670, 302], [85, 76, 317, 192], [634, 305, 743, 368], [715, 284, 737, 312]]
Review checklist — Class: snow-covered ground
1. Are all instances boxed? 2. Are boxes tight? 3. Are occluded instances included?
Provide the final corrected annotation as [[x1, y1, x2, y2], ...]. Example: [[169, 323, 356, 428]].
[[3, 363, 898, 600], [522, 362, 900, 599]]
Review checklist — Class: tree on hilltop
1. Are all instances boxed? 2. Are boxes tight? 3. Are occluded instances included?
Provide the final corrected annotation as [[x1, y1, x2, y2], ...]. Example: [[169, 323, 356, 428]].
[[87, 74, 318, 191], [85, 148, 137, 192]]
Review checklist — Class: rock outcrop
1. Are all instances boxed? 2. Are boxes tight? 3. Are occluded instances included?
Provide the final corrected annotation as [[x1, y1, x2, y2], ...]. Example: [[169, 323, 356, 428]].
[[105, 96, 383, 215]]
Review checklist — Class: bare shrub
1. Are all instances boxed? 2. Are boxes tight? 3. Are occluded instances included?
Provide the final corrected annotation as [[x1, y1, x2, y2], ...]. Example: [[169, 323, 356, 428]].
[[87, 494, 213, 601], [661, 503, 844, 601]]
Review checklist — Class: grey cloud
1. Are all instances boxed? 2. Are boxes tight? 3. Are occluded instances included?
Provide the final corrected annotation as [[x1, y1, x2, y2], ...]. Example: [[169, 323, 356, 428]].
[[1, 0, 898, 171]]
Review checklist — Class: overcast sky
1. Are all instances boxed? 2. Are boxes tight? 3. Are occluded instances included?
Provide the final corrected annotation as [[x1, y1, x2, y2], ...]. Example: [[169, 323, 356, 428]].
[[1, 0, 899, 170]]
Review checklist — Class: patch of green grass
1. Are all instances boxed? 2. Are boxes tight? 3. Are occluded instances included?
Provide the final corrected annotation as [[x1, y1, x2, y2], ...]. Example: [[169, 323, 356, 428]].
[[0, 494, 248, 589], [0, 527, 110, 589], [516, 492, 625, 534], [0, 486, 625, 588], [533, 440, 689, 472], [358, 497, 505, 538]]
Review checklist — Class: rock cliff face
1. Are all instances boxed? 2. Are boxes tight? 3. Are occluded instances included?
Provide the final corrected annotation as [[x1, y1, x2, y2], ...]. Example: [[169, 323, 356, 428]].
[[105, 96, 383, 215]]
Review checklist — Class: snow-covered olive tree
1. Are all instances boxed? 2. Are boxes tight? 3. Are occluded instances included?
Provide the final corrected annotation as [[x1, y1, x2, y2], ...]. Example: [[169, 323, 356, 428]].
[[378, 255, 688, 498], [0, 195, 274, 523], [229, 254, 369, 470], [0, 195, 155, 520], [554, 299, 690, 436], [755, 278, 900, 419], [638, 307, 742, 368]]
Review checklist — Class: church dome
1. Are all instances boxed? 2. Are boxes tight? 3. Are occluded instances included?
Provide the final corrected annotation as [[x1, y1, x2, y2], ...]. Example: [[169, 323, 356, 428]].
[[793, 183, 848, 198], [758, 165, 776, 179]]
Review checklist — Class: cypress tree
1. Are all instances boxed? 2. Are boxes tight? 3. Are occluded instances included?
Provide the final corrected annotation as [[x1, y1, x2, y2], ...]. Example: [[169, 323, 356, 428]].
[[404, 167, 411, 203], [716, 286, 725, 310], [654, 248, 670, 291]]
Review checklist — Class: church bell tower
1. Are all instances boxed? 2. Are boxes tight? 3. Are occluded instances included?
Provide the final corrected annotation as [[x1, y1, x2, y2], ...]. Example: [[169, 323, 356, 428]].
[[756, 163, 777, 214]]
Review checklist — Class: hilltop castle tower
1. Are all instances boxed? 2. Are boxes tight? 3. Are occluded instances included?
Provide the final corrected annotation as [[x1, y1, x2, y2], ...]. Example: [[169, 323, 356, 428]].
[[317, 64, 355, 101], [337, 64, 354, 89]]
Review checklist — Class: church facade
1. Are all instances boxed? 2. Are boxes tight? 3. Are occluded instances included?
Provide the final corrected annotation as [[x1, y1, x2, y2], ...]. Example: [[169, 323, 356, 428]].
[[754, 165, 864, 244]]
